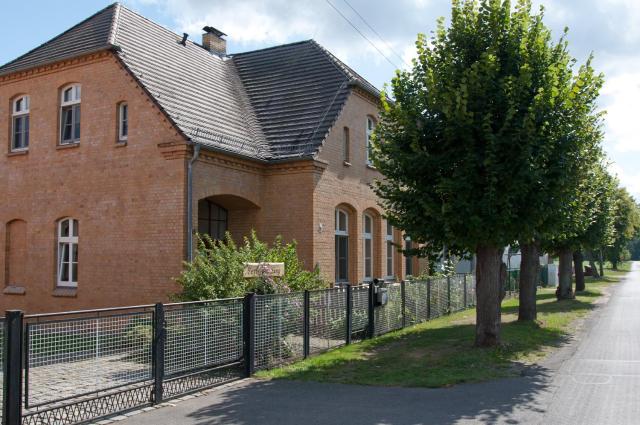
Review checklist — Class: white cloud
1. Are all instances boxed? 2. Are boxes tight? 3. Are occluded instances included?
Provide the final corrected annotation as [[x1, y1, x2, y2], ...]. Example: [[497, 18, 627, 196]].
[[609, 163, 640, 201]]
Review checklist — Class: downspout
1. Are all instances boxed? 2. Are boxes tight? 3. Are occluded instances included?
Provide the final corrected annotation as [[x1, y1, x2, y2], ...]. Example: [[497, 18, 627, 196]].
[[186, 143, 201, 262]]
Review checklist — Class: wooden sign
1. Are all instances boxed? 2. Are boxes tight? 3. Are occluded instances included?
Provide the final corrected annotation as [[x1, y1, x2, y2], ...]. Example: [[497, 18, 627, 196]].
[[243, 262, 285, 278]]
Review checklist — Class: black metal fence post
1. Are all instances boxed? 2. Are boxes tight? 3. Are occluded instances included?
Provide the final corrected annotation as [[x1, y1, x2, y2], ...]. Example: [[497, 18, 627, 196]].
[[3, 310, 23, 425], [400, 280, 406, 328], [426, 278, 431, 320], [303, 290, 310, 358], [345, 284, 352, 345], [243, 293, 256, 377], [463, 274, 468, 307], [447, 275, 451, 313], [367, 282, 375, 338], [152, 303, 165, 405]]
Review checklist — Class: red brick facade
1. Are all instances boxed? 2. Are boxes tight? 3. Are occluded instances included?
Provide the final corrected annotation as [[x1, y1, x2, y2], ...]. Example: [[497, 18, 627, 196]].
[[0, 52, 422, 313]]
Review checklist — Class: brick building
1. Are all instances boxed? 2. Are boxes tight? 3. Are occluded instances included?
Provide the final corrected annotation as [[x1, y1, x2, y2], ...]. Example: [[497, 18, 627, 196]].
[[0, 3, 421, 313]]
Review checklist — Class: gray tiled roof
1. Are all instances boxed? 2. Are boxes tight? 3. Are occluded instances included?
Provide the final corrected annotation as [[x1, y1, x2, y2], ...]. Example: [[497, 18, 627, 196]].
[[0, 3, 380, 162]]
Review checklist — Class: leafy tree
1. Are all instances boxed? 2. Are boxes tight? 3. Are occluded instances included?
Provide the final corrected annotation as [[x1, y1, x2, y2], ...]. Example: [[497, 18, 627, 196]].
[[546, 162, 616, 296], [605, 188, 640, 269], [175, 231, 326, 301], [373, 0, 583, 346]]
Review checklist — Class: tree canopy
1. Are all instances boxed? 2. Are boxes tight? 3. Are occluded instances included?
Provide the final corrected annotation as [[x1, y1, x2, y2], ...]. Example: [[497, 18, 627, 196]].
[[372, 0, 609, 345]]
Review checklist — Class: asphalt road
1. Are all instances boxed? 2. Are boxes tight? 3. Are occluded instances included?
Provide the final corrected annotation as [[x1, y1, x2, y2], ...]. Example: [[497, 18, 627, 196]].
[[119, 262, 639, 425]]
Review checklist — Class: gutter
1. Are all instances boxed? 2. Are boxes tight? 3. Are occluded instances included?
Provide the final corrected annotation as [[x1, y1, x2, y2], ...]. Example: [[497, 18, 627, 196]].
[[186, 143, 201, 262]]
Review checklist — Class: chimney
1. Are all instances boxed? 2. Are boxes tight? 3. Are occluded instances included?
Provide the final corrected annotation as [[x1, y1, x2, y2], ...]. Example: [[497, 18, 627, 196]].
[[202, 26, 227, 56]]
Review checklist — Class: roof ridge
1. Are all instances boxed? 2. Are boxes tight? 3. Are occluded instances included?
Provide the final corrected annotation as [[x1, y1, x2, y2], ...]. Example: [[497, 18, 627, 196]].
[[0, 3, 118, 71], [115, 3, 202, 48], [108, 3, 122, 46], [230, 39, 314, 57]]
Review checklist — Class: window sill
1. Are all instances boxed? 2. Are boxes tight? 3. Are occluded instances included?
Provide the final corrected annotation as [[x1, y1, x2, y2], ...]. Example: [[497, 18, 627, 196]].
[[343, 161, 352, 167], [57, 142, 80, 150], [366, 163, 377, 170], [53, 287, 78, 297], [116, 140, 128, 147], [7, 149, 28, 157], [3, 286, 26, 295]]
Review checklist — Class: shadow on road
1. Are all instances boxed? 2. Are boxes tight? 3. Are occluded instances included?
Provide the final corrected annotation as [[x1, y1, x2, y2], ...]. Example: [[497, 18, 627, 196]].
[[180, 366, 552, 425]]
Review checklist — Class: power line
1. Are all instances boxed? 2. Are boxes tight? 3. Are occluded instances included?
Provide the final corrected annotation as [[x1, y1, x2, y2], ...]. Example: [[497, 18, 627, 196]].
[[324, 0, 400, 70], [340, 0, 410, 68]]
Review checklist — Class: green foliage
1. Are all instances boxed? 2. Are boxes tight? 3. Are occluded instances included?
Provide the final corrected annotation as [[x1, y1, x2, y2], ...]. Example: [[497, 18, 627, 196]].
[[175, 231, 326, 301], [373, 0, 605, 256], [605, 189, 640, 265]]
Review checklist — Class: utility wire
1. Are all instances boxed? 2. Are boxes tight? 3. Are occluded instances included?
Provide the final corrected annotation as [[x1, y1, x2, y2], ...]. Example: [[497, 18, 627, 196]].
[[325, 0, 400, 69], [340, 0, 410, 68]]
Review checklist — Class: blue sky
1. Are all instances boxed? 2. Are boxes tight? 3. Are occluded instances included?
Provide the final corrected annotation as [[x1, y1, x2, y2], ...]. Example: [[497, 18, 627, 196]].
[[2, 0, 638, 200]]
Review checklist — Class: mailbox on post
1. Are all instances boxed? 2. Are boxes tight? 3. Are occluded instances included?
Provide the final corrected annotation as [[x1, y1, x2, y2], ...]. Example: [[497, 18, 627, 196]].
[[372, 278, 388, 306]]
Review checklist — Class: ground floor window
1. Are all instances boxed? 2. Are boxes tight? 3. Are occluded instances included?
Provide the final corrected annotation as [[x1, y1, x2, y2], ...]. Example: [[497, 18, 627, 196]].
[[405, 239, 414, 277], [335, 208, 349, 282], [363, 214, 373, 281], [57, 218, 78, 288], [198, 200, 228, 241], [386, 222, 394, 279]]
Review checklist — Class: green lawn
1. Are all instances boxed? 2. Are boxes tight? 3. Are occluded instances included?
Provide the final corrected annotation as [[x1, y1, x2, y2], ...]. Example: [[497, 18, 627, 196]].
[[256, 264, 631, 388]]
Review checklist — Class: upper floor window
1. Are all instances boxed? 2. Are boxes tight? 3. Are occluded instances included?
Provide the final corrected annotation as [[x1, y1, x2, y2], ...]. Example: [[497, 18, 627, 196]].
[[363, 214, 373, 281], [57, 218, 79, 288], [60, 84, 81, 144], [366, 117, 375, 165], [11, 95, 30, 151], [385, 222, 394, 279], [118, 102, 128, 142], [343, 126, 350, 164]]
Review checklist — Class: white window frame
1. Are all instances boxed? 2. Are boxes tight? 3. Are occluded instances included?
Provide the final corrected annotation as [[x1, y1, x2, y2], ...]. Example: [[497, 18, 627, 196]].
[[385, 221, 394, 279], [11, 95, 30, 151], [335, 208, 349, 282], [366, 117, 375, 165], [363, 214, 373, 281], [60, 84, 81, 144], [118, 102, 128, 142], [57, 218, 78, 288]]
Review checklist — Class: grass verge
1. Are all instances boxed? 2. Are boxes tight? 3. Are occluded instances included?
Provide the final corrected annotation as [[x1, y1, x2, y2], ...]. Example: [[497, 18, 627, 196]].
[[256, 264, 632, 388]]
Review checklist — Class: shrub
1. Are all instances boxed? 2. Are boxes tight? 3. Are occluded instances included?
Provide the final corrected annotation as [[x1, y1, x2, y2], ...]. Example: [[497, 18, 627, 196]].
[[175, 231, 326, 301]]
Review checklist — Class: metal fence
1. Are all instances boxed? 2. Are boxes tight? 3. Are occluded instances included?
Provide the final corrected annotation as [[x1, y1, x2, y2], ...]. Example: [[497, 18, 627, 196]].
[[2, 275, 478, 425]]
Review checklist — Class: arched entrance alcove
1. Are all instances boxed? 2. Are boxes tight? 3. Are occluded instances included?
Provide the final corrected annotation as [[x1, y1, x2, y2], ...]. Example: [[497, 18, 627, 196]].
[[197, 194, 261, 244]]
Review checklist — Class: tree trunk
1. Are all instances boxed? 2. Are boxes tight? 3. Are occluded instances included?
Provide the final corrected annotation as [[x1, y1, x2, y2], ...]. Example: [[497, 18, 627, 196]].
[[519, 242, 540, 321], [557, 248, 574, 300], [475, 245, 503, 347], [599, 249, 604, 277], [573, 251, 585, 292], [588, 251, 601, 279]]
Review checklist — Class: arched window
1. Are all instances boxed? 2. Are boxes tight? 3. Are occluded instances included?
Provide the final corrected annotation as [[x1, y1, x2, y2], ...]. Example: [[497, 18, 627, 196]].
[[11, 95, 30, 151], [405, 237, 414, 277], [198, 200, 228, 240], [57, 218, 79, 287], [366, 116, 375, 165], [363, 213, 373, 281], [60, 84, 81, 144], [385, 221, 394, 279], [118, 102, 128, 142], [335, 208, 349, 282]]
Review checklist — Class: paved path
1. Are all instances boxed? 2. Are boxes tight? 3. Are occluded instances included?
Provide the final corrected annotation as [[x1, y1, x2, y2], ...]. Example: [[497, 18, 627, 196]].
[[119, 263, 639, 425]]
